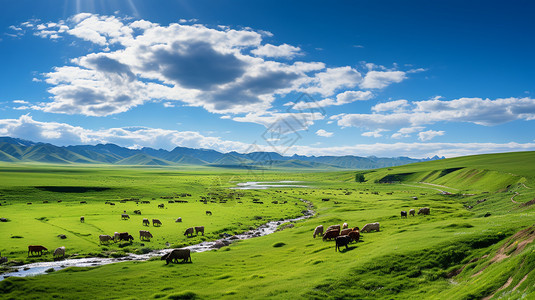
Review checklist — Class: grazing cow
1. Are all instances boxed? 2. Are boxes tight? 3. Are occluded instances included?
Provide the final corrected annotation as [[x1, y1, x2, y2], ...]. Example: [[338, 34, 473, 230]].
[[418, 207, 430, 215], [184, 227, 194, 237], [401, 211, 407, 218], [53, 246, 65, 259], [342, 223, 348, 229], [28, 245, 48, 257], [322, 229, 340, 241], [117, 232, 134, 242], [409, 209, 415, 216], [121, 214, 130, 220], [206, 210, 212, 216], [142, 218, 150, 226], [175, 217, 182, 223], [158, 204, 164, 209], [348, 230, 360, 242], [361, 222, 380, 232], [99, 235, 114, 244], [139, 230, 153, 241], [335, 235, 352, 252], [195, 226, 205, 236], [340, 228, 352, 236], [313, 225, 324, 238], [326, 225, 341, 233], [134, 210, 141, 215], [152, 219, 162, 227], [80, 216, 85, 223], [161, 248, 191, 264], [114, 232, 120, 242]]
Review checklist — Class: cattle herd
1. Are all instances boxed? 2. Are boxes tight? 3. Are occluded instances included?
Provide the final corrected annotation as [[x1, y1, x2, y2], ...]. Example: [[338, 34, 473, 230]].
[[315, 207, 430, 252], [22, 205, 207, 264]]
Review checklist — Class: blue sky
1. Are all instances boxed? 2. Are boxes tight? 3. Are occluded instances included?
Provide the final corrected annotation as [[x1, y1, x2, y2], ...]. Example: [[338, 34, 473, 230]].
[[1, 0, 534, 158]]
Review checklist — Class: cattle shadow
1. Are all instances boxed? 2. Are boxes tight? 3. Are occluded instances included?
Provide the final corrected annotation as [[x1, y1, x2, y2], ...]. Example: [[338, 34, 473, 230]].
[[338, 245, 357, 253]]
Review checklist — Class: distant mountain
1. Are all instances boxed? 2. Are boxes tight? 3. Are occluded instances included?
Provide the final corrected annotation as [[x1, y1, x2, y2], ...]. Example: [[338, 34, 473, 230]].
[[0, 136, 443, 169]]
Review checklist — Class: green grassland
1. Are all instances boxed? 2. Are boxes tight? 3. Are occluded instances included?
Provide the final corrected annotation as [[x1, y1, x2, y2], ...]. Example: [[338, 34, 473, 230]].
[[1, 151, 535, 299]]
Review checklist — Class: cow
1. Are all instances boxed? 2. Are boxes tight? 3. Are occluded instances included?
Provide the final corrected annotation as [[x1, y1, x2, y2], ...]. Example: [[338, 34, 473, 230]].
[[28, 245, 48, 256], [158, 204, 164, 209], [142, 218, 150, 226], [99, 235, 114, 244], [161, 248, 191, 265], [348, 230, 360, 243], [114, 232, 120, 242], [342, 223, 348, 229], [152, 219, 162, 227], [184, 227, 194, 237], [206, 210, 212, 216], [325, 225, 341, 233], [352, 226, 360, 232], [340, 228, 352, 236], [195, 226, 205, 236], [139, 230, 153, 241], [322, 229, 339, 241], [409, 209, 415, 216], [80, 216, 85, 223], [53, 246, 65, 259], [335, 235, 352, 252], [134, 210, 141, 215], [313, 225, 324, 238], [401, 211, 407, 218], [175, 217, 182, 223], [418, 207, 430, 215], [361, 222, 380, 232], [117, 232, 134, 242], [121, 214, 130, 220]]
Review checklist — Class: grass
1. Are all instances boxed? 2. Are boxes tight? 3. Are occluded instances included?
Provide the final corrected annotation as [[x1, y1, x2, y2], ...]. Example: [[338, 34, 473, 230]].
[[1, 151, 535, 299]]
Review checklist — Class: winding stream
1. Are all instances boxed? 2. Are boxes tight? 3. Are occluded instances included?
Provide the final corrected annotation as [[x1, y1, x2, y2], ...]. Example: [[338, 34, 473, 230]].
[[1, 191, 314, 281]]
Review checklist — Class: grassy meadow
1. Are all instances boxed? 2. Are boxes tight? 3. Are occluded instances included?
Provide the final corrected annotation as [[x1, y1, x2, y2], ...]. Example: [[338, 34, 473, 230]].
[[1, 152, 535, 299]]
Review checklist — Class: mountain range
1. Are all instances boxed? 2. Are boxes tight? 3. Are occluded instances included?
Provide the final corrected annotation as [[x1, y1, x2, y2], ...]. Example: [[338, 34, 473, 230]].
[[0, 136, 444, 169]]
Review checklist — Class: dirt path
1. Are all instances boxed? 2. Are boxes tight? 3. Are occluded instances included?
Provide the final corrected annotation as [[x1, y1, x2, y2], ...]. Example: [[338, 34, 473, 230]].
[[511, 192, 520, 204]]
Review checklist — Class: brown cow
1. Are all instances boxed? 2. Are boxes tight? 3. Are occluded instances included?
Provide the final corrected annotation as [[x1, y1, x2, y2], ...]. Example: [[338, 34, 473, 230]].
[[99, 234, 114, 244], [326, 224, 341, 233], [117, 232, 134, 242], [418, 207, 430, 215], [348, 230, 360, 242], [335, 235, 352, 252], [121, 214, 130, 220], [206, 210, 212, 216], [142, 218, 150, 226], [195, 226, 205, 236], [161, 248, 191, 264], [340, 228, 352, 236], [139, 230, 153, 241], [322, 229, 339, 241], [152, 219, 162, 227], [28, 245, 48, 256], [184, 227, 194, 237]]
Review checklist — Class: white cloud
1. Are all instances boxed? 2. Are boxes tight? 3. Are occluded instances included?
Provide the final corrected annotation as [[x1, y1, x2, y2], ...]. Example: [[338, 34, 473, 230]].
[[293, 90, 373, 109], [362, 129, 387, 138], [334, 97, 535, 131], [315, 129, 333, 137], [372, 99, 409, 112], [391, 126, 425, 139], [360, 71, 407, 89], [251, 43, 302, 58], [418, 130, 444, 141]]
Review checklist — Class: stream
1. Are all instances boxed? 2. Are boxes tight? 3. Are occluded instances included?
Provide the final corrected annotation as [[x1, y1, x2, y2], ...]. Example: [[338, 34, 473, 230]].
[[1, 194, 314, 281]]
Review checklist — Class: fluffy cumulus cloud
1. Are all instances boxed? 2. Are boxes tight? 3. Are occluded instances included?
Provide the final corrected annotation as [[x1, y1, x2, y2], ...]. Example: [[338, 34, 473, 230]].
[[418, 130, 445, 141], [0, 115, 251, 152], [251, 43, 302, 58], [334, 97, 535, 133], [315, 129, 333, 137], [19, 13, 413, 118], [293, 90, 373, 110]]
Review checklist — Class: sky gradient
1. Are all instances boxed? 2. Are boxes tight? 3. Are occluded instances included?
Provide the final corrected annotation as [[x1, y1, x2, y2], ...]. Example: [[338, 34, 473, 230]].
[[1, 0, 534, 158]]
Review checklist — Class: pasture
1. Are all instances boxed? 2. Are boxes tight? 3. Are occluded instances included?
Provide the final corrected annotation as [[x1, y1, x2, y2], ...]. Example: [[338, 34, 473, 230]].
[[1, 152, 535, 299]]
